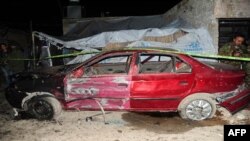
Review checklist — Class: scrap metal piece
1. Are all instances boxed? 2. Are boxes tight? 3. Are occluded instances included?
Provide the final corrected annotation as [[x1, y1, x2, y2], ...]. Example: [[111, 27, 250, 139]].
[[85, 99, 111, 124]]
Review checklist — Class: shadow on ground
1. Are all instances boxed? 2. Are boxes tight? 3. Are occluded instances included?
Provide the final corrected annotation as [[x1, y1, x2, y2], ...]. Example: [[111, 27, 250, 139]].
[[122, 112, 226, 134]]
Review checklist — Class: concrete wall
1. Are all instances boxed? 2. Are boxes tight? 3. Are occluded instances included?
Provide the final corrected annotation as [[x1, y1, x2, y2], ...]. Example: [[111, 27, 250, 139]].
[[214, 0, 250, 18], [164, 0, 250, 50], [62, 0, 250, 51], [163, 0, 218, 49]]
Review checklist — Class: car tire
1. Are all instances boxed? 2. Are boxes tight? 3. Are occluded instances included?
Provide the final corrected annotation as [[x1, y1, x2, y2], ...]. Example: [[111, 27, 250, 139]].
[[28, 96, 62, 120], [178, 94, 216, 120]]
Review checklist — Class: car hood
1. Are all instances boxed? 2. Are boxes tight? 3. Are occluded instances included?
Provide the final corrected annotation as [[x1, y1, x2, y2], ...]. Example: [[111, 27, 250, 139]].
[[32, 63, 81, 75], [10, 63, 81, 82]]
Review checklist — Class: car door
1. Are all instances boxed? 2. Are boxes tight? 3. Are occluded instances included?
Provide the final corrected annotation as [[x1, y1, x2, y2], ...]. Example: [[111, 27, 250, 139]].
[[130, 53, 195, 111], [64, 52, 134, 110]]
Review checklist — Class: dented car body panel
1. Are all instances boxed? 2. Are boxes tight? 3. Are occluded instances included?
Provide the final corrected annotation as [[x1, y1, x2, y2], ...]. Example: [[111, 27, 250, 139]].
[[5, 49, 250, 114], [65, 75, 131, 110]]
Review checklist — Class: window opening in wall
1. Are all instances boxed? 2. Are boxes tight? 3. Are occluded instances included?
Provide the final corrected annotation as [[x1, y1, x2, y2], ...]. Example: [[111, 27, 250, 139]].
[[219, 18, 250, 49]]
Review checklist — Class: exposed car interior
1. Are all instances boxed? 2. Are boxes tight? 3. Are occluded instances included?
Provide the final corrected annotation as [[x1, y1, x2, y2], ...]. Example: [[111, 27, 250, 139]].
[[85, 55, 132, 75], [71, 53, 192, 77], [139, 54, 192, 74]]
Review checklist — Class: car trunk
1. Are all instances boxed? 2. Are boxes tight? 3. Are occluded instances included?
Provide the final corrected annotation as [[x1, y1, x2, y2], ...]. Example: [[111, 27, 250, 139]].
[[203, 61, 245, 87], [202, 61, 241, 71], [202, 62, 250, 113]]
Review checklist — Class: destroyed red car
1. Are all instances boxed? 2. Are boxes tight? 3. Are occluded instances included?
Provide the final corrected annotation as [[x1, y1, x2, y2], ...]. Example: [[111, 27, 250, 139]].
[[5, 48, 250, 121]]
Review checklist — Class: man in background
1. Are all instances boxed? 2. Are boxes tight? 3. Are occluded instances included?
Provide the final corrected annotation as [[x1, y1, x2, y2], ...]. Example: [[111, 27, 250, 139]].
[[0, 43, 12, 89], [219, 34, 250, 87]]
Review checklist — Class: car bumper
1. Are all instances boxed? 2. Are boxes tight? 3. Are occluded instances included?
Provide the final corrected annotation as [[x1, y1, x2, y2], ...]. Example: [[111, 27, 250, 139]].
[[219, 89, 250, 114]]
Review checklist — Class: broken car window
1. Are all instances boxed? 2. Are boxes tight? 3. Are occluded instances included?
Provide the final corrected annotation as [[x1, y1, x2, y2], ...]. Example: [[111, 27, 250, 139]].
[[138, 54, 192, 74], [85, 55, 132, 75], [139, 54, 173, 73], [174, 58, 192, 73]]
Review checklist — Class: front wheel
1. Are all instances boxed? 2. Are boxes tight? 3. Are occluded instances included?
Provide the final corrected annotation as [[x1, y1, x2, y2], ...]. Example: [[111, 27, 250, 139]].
[[178, 94, 216, 120], [27, 96, 62, 120]]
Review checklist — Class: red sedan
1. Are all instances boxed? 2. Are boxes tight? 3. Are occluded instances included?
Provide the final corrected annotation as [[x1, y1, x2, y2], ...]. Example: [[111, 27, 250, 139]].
[[5, 48, 250, 120]]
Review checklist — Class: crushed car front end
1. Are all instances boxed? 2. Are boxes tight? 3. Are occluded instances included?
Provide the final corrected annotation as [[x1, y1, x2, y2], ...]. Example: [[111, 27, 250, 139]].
[[4, 65, 68, 110]]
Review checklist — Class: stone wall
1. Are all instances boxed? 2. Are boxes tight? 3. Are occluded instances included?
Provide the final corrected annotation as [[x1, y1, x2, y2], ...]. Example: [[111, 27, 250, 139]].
[[214, 0, 250, 18], [163, 0, 218, 49], [164, 0, 250, 50]]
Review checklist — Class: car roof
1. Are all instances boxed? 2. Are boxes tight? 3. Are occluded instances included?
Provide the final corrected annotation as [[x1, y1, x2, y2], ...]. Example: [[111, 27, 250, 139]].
[[73, 47, 190, 72], [101, 47, 180, 54]]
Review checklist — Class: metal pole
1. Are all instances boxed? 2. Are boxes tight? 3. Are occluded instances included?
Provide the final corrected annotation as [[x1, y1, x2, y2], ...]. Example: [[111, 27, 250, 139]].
[[29, 20, 36, 69], [31, 30, 36, 69]]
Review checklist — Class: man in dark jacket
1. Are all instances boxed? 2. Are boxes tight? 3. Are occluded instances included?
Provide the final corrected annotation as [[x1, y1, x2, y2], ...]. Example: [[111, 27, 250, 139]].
[[219, 34, 250, 87], [0, 43, 12, 89]]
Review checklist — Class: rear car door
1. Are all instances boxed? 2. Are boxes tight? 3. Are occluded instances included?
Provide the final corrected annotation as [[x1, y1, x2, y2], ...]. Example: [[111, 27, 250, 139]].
[[65, 52, 134, 110], [130, 53, 195, 111]]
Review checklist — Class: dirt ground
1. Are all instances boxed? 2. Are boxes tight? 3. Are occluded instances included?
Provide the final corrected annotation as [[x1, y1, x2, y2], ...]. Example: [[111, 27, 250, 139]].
[[0, 92, 250, 141]]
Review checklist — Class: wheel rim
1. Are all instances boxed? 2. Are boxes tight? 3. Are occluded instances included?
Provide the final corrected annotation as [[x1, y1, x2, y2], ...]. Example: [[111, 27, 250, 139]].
[[185, 99, 212, 120], [33, 100, 53, 119]]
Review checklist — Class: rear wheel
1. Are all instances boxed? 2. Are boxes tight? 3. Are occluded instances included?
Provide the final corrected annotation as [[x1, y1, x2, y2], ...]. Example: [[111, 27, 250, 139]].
[[178, 94, 216, 120], [28, 97, 62, 120]]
